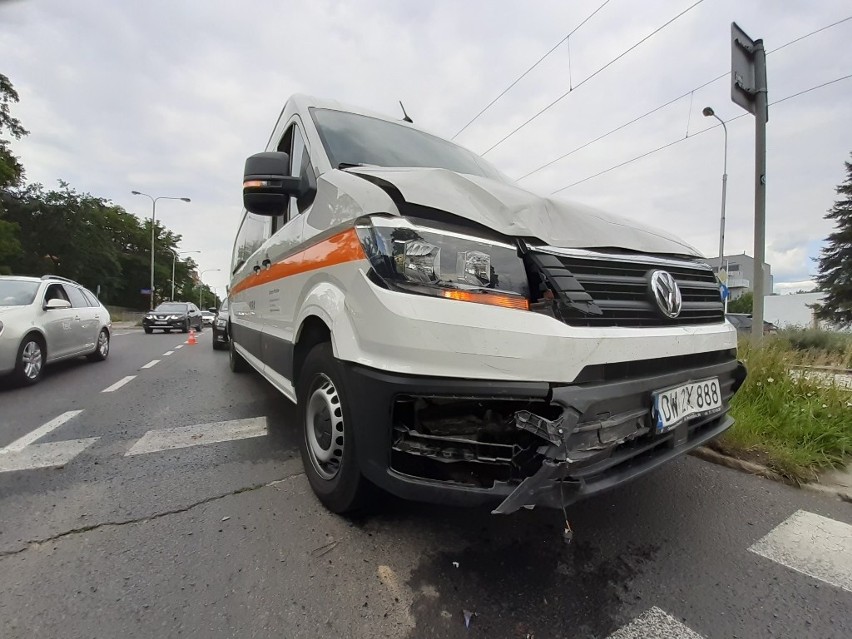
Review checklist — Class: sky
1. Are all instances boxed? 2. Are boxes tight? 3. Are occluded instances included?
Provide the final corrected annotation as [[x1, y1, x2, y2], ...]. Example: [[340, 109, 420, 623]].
[[1, 0, 850, 297]]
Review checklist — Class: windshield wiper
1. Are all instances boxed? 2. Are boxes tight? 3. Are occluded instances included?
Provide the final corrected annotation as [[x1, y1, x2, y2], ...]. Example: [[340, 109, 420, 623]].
[[232, 259, 245, 275]]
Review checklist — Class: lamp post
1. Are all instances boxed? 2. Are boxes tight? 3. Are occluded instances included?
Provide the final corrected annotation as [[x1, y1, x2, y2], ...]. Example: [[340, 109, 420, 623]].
[[199, 269, 221, 308], [170, 249, 201, 301], [702, 107, 729, 313], [131, 191, 191, 309]]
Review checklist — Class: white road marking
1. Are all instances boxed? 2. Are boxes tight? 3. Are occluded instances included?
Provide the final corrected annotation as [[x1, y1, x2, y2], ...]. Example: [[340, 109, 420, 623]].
[[102, 375, 136, 393], [608, 607, 704, 639], [0, 438, 99, 473], [175, 344, 184, 350], [163, 350, 175, 356], [141, 359, 160, 369], [749, 510, 852, 593], [1, 410, 84, 453], [125, 417, 268, 456]]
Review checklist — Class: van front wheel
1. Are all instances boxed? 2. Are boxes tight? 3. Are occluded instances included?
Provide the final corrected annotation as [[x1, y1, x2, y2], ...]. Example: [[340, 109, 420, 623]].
[[297, 342, 368, 513]]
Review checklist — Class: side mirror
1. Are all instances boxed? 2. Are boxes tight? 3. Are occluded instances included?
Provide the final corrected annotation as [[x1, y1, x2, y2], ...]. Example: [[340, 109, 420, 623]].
[[45, 298, 72, 310], [243, 152, 302, 216]]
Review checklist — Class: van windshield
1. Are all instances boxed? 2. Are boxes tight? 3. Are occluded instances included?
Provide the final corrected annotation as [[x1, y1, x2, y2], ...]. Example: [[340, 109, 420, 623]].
[[311, 108, 508, 182], [0, 280, 40, 306], [155, 303, 188, 313]]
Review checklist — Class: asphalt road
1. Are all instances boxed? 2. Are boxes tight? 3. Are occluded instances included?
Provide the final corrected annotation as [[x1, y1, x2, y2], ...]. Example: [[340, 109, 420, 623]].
[[1, 328, 850, 638]]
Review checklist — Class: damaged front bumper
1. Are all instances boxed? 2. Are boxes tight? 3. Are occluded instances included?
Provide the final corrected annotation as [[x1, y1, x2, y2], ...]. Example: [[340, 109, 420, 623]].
[[340, 350, 746, 513]]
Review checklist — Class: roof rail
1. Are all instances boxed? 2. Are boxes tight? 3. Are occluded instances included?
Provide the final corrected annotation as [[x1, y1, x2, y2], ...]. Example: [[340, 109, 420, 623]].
[[41, 275, 81, 286]]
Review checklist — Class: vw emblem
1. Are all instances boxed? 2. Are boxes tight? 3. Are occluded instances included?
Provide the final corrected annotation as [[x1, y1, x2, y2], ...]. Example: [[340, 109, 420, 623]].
[[649, 270, 682, 318]]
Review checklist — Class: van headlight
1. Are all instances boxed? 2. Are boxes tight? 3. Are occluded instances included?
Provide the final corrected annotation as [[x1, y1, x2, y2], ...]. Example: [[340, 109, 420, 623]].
[[355, 216, 529, 310]]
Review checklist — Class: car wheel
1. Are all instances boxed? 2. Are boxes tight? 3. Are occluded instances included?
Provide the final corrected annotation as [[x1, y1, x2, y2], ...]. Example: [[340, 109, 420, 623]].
[[144, 327, 153, 334], [228, 334, 249, 372], [14, 334, 45, 386], [182, 321, 190, 334], [87, 329, 110, 362], [164, 329, 171, 334], [196, 322, 203, 332], [297, 342, 369, 513]]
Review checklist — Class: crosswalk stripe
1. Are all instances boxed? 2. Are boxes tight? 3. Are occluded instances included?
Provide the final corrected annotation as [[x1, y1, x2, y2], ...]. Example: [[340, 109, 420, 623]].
[[749, 510, 852, 593], [0, 438, 99, 473], [2, 410, 84, 452], [125, 417, 268, 456], [102, 375, 135, 393], [607, 607, 704, 639], [141, 359, 160, 369]]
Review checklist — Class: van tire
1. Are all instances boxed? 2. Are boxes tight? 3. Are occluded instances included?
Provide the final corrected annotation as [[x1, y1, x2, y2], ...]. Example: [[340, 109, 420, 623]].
[[297, 342, 368, 513], [229, 336, 249, 373]]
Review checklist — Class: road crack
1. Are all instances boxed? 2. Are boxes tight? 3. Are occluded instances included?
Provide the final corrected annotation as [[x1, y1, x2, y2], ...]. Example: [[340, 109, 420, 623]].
[[0, 471, 304, 559]]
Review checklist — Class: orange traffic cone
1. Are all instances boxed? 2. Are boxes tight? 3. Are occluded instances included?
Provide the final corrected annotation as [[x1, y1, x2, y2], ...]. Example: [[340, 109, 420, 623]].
[[187, 328, 197, 346]]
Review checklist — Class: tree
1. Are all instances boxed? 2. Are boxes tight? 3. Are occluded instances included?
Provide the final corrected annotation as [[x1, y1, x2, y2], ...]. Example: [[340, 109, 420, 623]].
[[727, 291, 753, 314], [815, 154, 852, 327], [0, 73, 28, 190]]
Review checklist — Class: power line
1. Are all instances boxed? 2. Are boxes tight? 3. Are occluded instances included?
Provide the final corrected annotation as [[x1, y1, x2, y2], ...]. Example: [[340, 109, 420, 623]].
[[452, 0, 613, 140], [517, 15, 852, 182], [480, 0, 705, 156], [550, 72, 852, 193]]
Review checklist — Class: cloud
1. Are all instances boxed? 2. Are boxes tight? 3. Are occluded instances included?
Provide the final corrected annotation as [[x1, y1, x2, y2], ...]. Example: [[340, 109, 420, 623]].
[[1, 0, 851, 298]]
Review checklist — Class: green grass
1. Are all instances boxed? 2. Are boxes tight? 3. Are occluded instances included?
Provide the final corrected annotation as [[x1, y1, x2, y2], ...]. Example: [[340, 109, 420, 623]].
[[719, 339, 852, 483], [777, 327, 852, 368]]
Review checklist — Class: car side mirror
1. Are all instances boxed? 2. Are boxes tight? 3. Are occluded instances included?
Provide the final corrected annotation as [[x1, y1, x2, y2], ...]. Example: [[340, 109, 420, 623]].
[[44, 298, 72, 310], [243, 152, 303, 216]]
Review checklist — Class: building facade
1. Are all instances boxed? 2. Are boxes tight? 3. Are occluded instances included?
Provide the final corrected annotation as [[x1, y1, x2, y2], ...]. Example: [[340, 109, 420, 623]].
[[705, 253, 773, 299]]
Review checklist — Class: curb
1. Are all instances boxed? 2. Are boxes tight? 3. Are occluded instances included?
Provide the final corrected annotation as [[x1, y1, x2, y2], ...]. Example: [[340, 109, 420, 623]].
[[690, 446, 852, 504]]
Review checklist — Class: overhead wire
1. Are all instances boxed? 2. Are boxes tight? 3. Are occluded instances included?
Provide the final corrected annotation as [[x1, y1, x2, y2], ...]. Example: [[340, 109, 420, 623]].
[[479, 0, 706, 156], [517, 15, 852, 182], [451, 0, 613, 140], [549, 72, 852, 194]]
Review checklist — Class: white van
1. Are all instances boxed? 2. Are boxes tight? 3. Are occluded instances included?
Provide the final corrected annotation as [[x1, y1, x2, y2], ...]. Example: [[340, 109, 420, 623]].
[[229, 95, 745, 515]]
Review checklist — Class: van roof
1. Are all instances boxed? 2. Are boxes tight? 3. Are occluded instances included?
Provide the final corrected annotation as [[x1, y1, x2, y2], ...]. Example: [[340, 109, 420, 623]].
[[287, 94, 423, 130]]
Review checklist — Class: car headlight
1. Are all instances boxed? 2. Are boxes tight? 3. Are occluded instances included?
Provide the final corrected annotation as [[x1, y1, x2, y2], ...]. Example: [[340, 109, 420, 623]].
[[215, 318, 227, 327], [355, 216, 529, 310]]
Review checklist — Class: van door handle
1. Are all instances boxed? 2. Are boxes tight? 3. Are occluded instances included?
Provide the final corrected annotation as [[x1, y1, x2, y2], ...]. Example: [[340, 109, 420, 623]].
[[262, 258, 272, 269]]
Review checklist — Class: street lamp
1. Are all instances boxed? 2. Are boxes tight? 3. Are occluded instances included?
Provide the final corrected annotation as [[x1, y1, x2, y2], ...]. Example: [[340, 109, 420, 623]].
[[702, 107, 729, 312], [170, 249, 201, 301], [131, 191, 191, 309], [199, 269, 221, 308]]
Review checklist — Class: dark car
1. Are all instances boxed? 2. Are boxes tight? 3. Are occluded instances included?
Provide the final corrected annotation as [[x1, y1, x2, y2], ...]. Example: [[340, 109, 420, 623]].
[[726, 313, 778, 336], [211, 299, 229, 350], [143, 302, 203, 334]]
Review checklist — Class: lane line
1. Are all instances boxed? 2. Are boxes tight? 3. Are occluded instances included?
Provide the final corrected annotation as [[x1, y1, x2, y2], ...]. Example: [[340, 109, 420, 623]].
[[1, 410, 84, 453], [608, 607, 705, 639], [102, 375, 136, 393], [175, 345, 184, 350], [163, 350, 175, 356], [749, 510, 852, 593], [0, 438, 99, 473], [141, 359, 160, 369], [125, 417, 268, 456]]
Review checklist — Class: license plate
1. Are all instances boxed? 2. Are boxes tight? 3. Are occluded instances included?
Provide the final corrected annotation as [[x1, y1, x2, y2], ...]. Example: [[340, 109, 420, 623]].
[[652, 377, 722, 432], [154, 321, 168, 325]]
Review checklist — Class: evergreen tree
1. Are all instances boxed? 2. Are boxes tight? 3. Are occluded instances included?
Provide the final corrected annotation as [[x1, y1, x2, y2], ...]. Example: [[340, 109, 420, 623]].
[[815, 155, 852, 327]]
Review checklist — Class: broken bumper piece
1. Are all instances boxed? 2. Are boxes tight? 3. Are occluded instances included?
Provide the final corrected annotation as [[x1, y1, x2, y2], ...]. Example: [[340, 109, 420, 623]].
[[340, 354, 747, 513]]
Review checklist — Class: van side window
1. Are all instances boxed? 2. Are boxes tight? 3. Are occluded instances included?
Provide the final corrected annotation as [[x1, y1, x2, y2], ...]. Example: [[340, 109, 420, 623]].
[[232, 212, 271, 273], [64, 286, 89, 308], [44, 283, 70, 303], [290, 126, 316, 216], [275, 123, 316, 227]]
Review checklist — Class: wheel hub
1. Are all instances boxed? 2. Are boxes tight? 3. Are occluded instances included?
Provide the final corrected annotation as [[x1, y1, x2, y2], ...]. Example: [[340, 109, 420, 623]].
[[22, 341, 43, 379], [305, 375, 344, 480]]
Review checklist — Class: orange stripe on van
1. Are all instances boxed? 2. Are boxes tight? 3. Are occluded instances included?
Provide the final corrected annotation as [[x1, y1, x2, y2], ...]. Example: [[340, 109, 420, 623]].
[[230, 227, 366, 296]]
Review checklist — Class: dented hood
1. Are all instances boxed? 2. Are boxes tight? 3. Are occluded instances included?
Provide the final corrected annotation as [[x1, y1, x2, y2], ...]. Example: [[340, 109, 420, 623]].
[[349, 166, 701, 257]]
